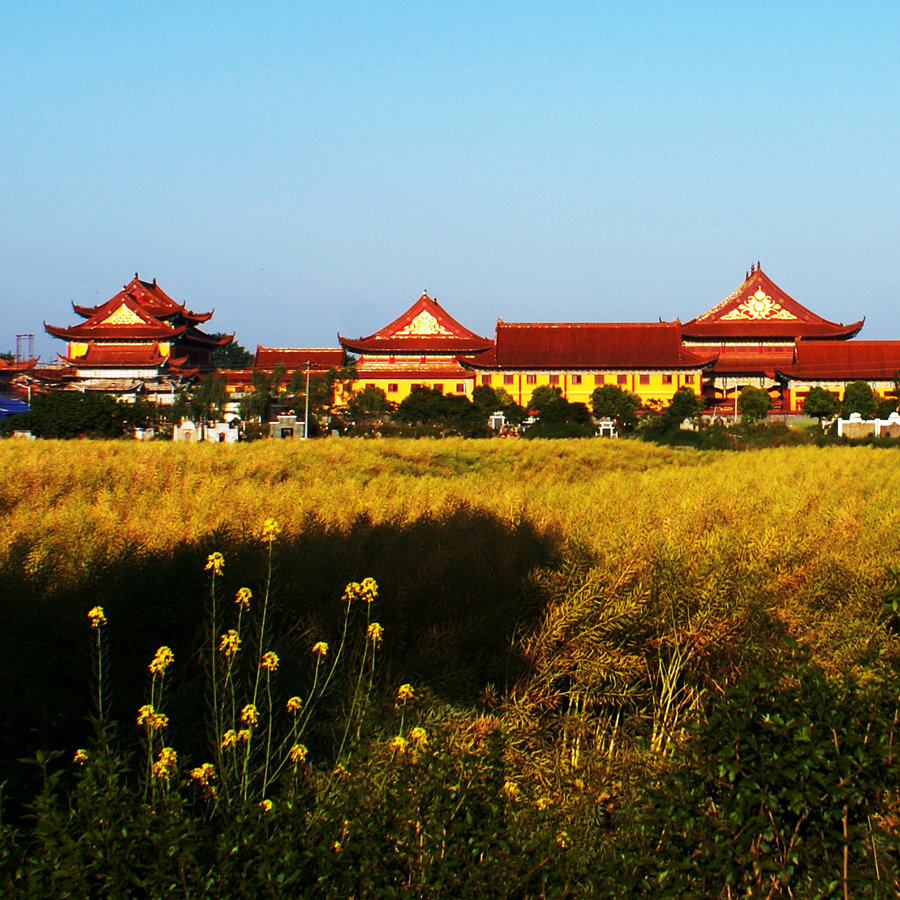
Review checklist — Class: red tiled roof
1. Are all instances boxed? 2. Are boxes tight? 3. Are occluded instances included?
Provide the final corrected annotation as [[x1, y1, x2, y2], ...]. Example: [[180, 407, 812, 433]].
[[777, 341, 900, 381], [46, 291, 185, 341], [72, 275, 214, 325], [682, 267, 863, 340], [254, 347, 346, 371], [461, 322, 714, 370], [339, 293, 493, 354], [63, 344, 171, 368], [706, 347, 797, 379]]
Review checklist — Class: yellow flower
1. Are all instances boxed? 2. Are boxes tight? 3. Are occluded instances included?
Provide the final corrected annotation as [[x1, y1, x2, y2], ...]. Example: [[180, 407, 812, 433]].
[[219, 629, 240, 656], [535, 796, 553, 811], [397, 683, 414, 702], [189, 762, 216, 786], [312, 641, 328, 658], [555, 830, 571, 850], [148, 646, 174, 675], [409, 727, 428, 750], [87, 606, 106, 628], [501, 781, 520, 801], [237, 728, 251, 743], [221, 729, 238, 749], [205, 552, 224, 576], [261, 519, 282, 542], [359, 577, 378, 603], [366, 622, 384, 645], [260, 651, 279, 672], [152, 746, 178, 784], [388, 735, 408, 754], [286, 696, 302, 712], [289, 743, 308, 763], [332, 840, 342, 853], [235, 587, 252, 608], [241, 704, 259, 726], [259, 798, 273, 813], [73, 748, 88, 765], [137, 704, 168, 730], [342, 577, 379, 604]]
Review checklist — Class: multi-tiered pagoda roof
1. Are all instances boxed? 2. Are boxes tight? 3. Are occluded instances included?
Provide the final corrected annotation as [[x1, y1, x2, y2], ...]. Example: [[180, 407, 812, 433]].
[[44, 274, 230, 378]]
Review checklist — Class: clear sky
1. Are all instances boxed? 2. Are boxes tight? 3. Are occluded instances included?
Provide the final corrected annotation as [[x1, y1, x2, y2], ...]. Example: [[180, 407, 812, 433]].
[[3, 1, 898, 362]]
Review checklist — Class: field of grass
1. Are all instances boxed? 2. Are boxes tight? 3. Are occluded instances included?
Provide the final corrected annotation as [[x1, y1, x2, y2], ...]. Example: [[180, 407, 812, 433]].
[[1, 437, 899, 896]]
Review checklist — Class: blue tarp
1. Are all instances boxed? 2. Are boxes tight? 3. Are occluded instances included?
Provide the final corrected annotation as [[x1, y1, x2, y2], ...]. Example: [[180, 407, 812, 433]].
[[0, 398, 29, 419]]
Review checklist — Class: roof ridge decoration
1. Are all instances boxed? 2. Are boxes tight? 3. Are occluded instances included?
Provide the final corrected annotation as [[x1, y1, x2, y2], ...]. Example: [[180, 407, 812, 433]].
[[720, 287, 797, 321], [690, 266, 835, 326], [394, 309, 455, 337], [99, 302, 150, 327]]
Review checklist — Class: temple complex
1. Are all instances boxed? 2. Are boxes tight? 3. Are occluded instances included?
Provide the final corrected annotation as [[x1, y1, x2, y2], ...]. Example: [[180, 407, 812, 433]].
[[43, 275, 230, 401], [338, 292, 493, 401], [460, 322, 713, 408], [24, 265, 900, 423]]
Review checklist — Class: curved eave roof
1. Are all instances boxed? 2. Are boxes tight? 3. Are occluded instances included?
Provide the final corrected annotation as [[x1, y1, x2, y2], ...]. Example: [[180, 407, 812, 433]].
[[681, 320, 864, 341], [339, 292, 493, 354], [183, 326, 232, 347], [340, 335, 494, 354], [45, 321, 186, 340]]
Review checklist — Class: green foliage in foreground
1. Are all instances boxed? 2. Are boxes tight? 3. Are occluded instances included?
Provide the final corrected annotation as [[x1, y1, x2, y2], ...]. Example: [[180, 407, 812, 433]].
[[0, 392, 159, 438]]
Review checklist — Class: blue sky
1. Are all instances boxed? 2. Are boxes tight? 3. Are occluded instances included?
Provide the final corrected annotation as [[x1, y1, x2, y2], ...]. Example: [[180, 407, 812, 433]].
[[2, 1, 898, 361]]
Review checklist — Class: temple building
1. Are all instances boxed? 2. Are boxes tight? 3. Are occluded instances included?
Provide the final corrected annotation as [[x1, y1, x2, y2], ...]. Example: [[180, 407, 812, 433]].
[[777, 341, 900, 413], [221, 346, 348, 404], [682, 264, 864, 412], [44, 274, 230, 401], [338, 292, 493, 401], [460, 322, 713, 408]]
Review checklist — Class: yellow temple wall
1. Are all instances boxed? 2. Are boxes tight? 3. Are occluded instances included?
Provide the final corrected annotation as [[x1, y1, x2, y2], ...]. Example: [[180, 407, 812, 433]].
[[349, 374, 475, 403], [474, 371, 702, 409]]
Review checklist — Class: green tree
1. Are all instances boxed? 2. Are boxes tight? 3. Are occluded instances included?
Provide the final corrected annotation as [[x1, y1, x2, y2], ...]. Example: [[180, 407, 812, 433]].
[[210, 334, 254, 368], [738, 385, 771, 423], [396, 385, 448, 425], [347, 385, 393, 422], [802, 386, 839, 424], [0, 350, 14, 363], [591, 384, 641, 431], [1, 392, 148, 438], [841, 380, 876, 418], [661, 386, 704, 427], [186, 373, 228, 423], [471, 384, 502, 419]]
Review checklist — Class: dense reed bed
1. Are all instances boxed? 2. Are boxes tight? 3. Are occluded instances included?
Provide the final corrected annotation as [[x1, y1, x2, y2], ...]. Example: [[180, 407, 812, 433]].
[[2, 437, 898, 896]]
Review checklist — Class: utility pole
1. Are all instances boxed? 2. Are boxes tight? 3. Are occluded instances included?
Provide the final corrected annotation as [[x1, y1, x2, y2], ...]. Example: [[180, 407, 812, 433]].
[[303, 360, 311, 440]]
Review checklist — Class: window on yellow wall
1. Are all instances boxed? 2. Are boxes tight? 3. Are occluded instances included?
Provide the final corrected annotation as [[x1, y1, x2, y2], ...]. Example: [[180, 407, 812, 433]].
[[456, 383, 465, 393], [617, 374, 627, 385], [366, 383, 375, 389], [595, 374, 605, 384], [549, 374, 559, 385], [434, 384, 443, 393], [387, 383, 398, 393], [481, 374, 492, 385], [662, 374, 673, 385], [571, 374, 582, 385], [526, 374, 537, 385], [639, 374, 650, 385], [685, 374, 695, 384], [503, 374, 514, 385]]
